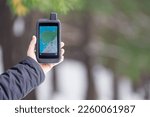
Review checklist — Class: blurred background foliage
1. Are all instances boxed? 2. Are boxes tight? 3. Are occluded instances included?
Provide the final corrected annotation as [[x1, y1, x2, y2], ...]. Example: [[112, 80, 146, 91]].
[[1, 0, 150, 99], [7, 0, 83, 15]]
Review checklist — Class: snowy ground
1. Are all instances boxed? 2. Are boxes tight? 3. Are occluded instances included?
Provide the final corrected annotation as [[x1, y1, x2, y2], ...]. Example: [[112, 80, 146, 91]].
[[36, 59, 143, 100], [0, 46, 143, 100]]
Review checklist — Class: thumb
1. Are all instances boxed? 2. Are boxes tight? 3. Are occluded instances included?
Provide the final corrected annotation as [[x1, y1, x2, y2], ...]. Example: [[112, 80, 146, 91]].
[[28, 35, 36, 53], [27, 35, 37, 60]]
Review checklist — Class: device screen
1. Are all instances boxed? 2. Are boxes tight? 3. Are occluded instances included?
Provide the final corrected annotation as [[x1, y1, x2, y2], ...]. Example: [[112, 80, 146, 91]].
[[39, 23, 59, 58]]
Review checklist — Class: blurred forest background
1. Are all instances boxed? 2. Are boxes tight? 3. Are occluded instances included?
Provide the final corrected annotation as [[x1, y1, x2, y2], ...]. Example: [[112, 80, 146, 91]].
[[0, 0, 150, 100]]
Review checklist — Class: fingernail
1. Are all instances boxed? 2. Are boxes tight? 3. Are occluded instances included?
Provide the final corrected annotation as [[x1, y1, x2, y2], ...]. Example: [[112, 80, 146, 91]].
[[33, 35, 36, 39]]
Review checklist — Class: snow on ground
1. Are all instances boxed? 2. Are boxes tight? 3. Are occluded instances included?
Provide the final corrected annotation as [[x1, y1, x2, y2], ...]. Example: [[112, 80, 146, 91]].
[[118, 77, 143, 100], [36, 59, 143, 100], [36, 71, 53, 100], [93, 66, 113, 99], [54, 59, 87, 100]]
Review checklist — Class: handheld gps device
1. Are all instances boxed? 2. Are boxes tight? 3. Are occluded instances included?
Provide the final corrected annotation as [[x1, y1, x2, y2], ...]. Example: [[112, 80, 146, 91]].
[[36, 12, 61, 63]]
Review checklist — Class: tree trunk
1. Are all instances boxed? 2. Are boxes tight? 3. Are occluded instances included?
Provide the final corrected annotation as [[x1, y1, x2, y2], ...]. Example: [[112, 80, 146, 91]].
[[81, 11, 97, 100], [52, 68, 58, 93], [140, 72, 150, 100]]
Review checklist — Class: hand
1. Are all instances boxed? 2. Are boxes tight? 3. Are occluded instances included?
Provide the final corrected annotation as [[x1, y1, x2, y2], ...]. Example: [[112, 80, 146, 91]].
[[27, 35, 65, 74]]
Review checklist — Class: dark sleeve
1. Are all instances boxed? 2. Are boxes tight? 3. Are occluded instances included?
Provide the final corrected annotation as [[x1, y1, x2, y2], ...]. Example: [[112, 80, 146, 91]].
[[0, 56, 45, 100]]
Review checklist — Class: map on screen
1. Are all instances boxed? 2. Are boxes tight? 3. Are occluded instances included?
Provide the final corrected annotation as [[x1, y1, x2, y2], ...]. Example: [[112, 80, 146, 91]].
[[40, 26, 57, 54]]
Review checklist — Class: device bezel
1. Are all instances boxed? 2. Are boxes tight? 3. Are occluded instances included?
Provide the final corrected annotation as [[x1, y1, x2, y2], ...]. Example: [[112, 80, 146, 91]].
[[36, 19, 61, 63]]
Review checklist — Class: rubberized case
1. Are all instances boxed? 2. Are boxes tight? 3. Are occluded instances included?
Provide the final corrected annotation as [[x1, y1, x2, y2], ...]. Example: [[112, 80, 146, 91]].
[[36, 19, 61, 63]]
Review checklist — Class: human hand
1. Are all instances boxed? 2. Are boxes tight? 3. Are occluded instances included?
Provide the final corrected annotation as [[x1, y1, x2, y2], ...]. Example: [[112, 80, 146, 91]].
[[27, 35, 65, 74]]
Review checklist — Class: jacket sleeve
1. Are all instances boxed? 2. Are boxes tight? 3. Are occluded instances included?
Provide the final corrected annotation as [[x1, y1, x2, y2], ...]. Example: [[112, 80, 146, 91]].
[[0, 56, 45, 100]]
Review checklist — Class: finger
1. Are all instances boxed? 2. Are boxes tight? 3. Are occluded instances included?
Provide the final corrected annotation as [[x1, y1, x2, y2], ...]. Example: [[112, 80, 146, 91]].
[[60, 56, 64, 63], [53, 56, 64, 66], [61, 42, 65, 48], [61, 49, 65, 55], [59, 56, 64, 64], [28, 35, 36, 53]]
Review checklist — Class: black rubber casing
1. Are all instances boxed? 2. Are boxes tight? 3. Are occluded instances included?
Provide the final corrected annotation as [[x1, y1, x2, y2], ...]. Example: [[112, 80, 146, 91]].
[[36, 19, 61, 63]]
